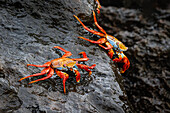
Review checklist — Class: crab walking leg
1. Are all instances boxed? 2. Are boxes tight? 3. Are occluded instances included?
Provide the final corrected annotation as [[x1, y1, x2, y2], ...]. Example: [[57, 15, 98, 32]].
[[53, 46, 72, 58], [93, 11, 106, 34], [29, 68, 54, 84], [56, 70, 69, 94], [78, 37, 107, 44], [19, 67, 51, 81], [27, 61, 51, 67], [72, 52, 89, 61], [96, 0, 101, 14], [76, 64, 96, 76], [99, 42, 113, 50], [78, 37, 112, 50], [74, 15, 105, 37]]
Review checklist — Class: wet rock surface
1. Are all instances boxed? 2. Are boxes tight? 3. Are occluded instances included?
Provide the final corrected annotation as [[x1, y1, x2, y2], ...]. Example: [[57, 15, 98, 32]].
[[98, 1, 170, 113], [0, 0, 132, 113]]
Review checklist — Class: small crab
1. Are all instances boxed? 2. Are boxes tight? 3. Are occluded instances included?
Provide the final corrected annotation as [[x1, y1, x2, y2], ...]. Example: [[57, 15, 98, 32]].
[[74, 11, 130, 73], [19, 46, 96, 93]]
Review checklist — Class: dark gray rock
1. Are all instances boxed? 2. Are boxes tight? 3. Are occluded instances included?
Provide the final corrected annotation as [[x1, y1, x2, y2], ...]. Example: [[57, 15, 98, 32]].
[[98, 5, 170, 113], [0, 0, 131, 112]]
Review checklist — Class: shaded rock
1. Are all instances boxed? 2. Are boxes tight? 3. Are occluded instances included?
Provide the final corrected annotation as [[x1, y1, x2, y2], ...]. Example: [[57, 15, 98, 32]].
[[0, 78, 22, 112], [98, 5, 170, 113]]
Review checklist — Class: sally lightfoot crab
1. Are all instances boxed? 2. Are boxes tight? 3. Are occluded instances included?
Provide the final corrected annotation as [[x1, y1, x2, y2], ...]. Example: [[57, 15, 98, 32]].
[[19, 46, 96, 93], [74, 11, 130, 73]]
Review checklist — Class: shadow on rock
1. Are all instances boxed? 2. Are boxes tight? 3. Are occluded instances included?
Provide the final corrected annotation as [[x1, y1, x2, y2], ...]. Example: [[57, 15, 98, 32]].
[[98, 1, 170, 112]]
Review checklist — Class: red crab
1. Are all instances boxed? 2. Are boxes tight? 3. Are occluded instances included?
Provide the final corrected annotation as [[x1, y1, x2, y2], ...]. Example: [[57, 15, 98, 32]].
[[74, 11, 130, 73], [19, 46, 96, 93]]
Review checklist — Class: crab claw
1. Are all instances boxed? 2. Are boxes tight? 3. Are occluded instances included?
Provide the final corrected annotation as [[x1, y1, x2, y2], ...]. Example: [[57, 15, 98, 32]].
[[73, 68, 81, 83], [120, 56, 130, 73], [56, 70, 69, 94], [118, 42, 128, 51]]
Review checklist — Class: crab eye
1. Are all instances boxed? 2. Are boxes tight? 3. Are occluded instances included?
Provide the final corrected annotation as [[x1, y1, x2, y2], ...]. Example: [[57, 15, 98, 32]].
[[116, 42, 119, 45], [119, 43, 128, 51]]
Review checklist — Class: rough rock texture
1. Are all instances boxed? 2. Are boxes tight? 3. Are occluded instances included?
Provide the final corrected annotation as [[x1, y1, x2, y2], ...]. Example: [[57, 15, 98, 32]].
[[98, 2, 170, 113], [0, 0, 132, 113]]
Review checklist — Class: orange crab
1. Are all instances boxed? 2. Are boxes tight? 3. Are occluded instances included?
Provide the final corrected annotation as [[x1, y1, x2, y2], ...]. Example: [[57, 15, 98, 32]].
[[74, 11, 130, 73], [19, 46, 96, 93]]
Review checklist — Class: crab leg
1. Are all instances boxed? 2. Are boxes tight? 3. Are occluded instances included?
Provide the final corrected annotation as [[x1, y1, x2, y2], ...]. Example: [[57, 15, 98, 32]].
[[78, 36, 112, 50], [55, 70, 69, 94], [96, 0, 101, 14], [78, 37, 106, 44], [28, 68, 54, 84], [72, 52, 89, 61], [93, 11, 106, 34], [76, 64, 96, 76], [99, 42, 113, 50], [19, 67, 51, 81], [27, 61, 51, 67], [53, 46, 72, 58], [74, 15, 105, 37]]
